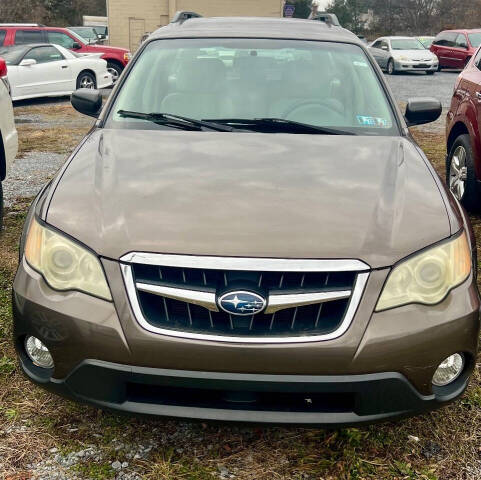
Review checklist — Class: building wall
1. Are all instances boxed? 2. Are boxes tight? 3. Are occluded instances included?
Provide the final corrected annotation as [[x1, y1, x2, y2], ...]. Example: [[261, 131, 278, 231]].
[[107, 0, 283, 51]]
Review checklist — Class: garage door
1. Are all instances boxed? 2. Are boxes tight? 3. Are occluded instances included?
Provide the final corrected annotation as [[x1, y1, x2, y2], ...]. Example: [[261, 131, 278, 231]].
[[129, 18, 146, 52]]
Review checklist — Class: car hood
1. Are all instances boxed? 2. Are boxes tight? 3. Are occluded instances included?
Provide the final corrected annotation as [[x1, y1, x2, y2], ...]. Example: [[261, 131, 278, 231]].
[[87, 44, 128, 54], [46, 129, 452, 269], [393, 49, 434, 60]]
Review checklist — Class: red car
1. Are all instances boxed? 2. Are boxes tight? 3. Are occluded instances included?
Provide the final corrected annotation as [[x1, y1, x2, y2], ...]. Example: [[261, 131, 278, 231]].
[[0, 24, 131, 82], [431, 29, 481, 70], [446, 49, 481, 210]]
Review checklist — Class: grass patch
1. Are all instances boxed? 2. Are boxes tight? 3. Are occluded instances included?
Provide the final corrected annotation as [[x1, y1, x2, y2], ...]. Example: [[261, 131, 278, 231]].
[[16, 124, 90, 156]]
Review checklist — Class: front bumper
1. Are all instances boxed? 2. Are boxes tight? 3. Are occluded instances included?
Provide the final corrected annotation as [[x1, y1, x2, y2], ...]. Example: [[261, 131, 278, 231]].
[[13, 257, 480, 425], [394, 60, 438, 71], [16, 357, 472, 426]]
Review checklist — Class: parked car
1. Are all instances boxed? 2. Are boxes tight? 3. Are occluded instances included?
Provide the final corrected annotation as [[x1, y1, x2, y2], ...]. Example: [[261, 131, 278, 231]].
[[69, 26, 106, 44], [431, 29, 481, 70], [13, 14, 480, 426], [369, 36, 438, 74], [310, 12, 341, 26], [0, 56, 18, 227], [418, 36, 435, 49], [0, 44, 112, 101], [0, 24, 130, 82], [446, 49, 481, 210]]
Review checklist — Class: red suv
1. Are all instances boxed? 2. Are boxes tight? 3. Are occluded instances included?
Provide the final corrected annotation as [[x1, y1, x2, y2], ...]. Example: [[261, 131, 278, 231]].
[[0, 24, 131, 82], [431, 29, 481, 70], [446, 49, 481, 210]]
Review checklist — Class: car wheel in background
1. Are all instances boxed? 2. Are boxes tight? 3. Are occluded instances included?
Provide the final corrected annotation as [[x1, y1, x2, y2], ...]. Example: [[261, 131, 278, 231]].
[[447, 134, 480, 211], [77, 72, 97, 90], [387, 59, 395, 75], [426, 70, 435, 75], [107, 62, 122, 83]]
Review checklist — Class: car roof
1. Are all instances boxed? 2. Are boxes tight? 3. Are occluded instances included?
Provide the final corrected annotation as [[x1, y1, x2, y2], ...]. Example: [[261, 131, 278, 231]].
[[150, 17, 360, 44]]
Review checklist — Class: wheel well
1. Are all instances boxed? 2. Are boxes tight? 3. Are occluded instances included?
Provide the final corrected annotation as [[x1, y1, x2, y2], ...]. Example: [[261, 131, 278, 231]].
[[105, 59, 123, 70], [0, 131, 6, 181], [78, 69, 96, 82], [447, 122, 469, 154]]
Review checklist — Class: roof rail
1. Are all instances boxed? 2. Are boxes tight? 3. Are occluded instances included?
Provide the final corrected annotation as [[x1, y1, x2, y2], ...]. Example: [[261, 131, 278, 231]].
[[0, 23, 45, 27], [170, 11, 202, 24], [311, 13, 340, 27]]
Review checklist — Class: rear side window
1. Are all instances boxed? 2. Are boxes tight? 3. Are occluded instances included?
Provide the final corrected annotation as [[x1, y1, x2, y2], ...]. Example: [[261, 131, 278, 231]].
[[0, 30, 6, 46], [15, 29, 43, 44]]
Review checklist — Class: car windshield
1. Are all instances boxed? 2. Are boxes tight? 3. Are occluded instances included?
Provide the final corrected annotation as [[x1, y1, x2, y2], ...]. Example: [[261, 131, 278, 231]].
[[108, 39, 397, 136], [67, 29, 88, 44], [71, 27, 97, 42], [0, 45, 28, 65], [391, 39, 425, 50], [468, 33, 481, 47]]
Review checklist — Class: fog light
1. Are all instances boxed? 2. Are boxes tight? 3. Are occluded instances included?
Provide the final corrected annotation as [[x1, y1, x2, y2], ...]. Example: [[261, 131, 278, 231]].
[[432, 353, 464, 387], [25, 336, 54, 369]]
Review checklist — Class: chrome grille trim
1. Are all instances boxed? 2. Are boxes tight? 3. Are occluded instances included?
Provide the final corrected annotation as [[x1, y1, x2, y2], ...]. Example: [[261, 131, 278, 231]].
[[120, 253, 370, 272], [120, 254, 370, 344]]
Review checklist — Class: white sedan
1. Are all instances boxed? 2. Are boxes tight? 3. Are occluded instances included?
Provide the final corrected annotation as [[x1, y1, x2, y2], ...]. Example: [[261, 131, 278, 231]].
[[0, 43, 113, 101]]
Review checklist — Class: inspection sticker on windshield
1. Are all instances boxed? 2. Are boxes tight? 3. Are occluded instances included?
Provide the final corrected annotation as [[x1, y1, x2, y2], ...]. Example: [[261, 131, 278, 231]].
[[353, 60, 368, 67], [356, 115, 391, 128]]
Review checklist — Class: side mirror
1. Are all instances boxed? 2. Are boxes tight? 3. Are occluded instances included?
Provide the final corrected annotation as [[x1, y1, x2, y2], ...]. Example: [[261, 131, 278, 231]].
[[71, 89, 102, 118], [19, 58, 36, 67], [72, 42, 82, 50], [405, 98, 442, 127]]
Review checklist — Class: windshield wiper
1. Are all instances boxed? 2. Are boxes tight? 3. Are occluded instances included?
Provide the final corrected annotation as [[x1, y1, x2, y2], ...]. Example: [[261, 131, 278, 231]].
[[117, 110, 234, 132], [202, 118, 356, 135]]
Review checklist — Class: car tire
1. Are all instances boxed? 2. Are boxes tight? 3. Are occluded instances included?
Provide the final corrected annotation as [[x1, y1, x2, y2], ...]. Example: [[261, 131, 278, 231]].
[[426, 70, 435, 75], [107, 62, 123, 83], [76, 71, 97, 90], [387, 59, 395, 75], [446, 134, 480, 211]]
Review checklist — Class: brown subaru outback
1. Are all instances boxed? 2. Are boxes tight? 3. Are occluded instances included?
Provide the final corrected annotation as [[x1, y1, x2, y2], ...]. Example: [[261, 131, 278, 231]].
[[13, 14, 480, 426]]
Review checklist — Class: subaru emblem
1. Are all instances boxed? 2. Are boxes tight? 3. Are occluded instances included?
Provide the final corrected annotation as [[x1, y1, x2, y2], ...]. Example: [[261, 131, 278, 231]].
[[218, 291, 266, 316]]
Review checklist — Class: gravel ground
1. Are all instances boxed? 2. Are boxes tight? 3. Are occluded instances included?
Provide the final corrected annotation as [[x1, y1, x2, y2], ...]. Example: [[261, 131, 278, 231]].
[[3, 151, 66, 207], [384, 70, 459, 108]]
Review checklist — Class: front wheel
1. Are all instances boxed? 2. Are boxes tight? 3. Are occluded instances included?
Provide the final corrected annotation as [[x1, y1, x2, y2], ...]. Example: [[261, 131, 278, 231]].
[[426, 70, 435, 75], [107, 62, 123, 83], [76, 71, 96, 89], [387, 59, 395, 75], [446, 134, 480, 211]]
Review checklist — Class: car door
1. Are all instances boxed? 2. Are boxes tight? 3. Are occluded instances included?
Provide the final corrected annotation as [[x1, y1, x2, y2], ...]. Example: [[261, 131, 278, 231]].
[[14, 46, 72, 97], [369, 40, 389, 69], [432, 32, 457, 67], [452, 34, 469, 69]]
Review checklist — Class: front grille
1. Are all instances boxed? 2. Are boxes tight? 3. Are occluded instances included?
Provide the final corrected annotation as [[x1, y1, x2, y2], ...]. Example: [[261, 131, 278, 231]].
[[133, 264, 356, 293], [122, 256, 369, 342], [138, 289, 349, 337]]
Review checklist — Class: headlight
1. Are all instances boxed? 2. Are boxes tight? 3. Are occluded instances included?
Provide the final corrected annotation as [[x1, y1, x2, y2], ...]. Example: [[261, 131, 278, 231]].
[[24, 218, 112, 301], [376, 232, 471, 311], [397, 55, 410, 61]]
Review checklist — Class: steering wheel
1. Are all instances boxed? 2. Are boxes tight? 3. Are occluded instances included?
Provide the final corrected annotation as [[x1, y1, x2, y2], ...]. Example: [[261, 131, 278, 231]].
[[283, 100, 344, 121]]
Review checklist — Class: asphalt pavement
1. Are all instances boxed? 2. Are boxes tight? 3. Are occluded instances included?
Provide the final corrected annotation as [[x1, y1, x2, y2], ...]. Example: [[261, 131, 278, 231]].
[[384, 70, 459, 108]]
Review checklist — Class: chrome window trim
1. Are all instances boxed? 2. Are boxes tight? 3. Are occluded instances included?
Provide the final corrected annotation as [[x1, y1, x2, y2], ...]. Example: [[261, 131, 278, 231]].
[[120, 253, 370, 272], [265, 290, 352, 314], [121, 258, 370, 344]]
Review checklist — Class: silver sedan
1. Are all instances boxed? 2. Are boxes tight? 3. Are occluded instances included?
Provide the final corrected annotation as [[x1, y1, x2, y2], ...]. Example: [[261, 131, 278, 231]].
[[369, 36, 439, 75]]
